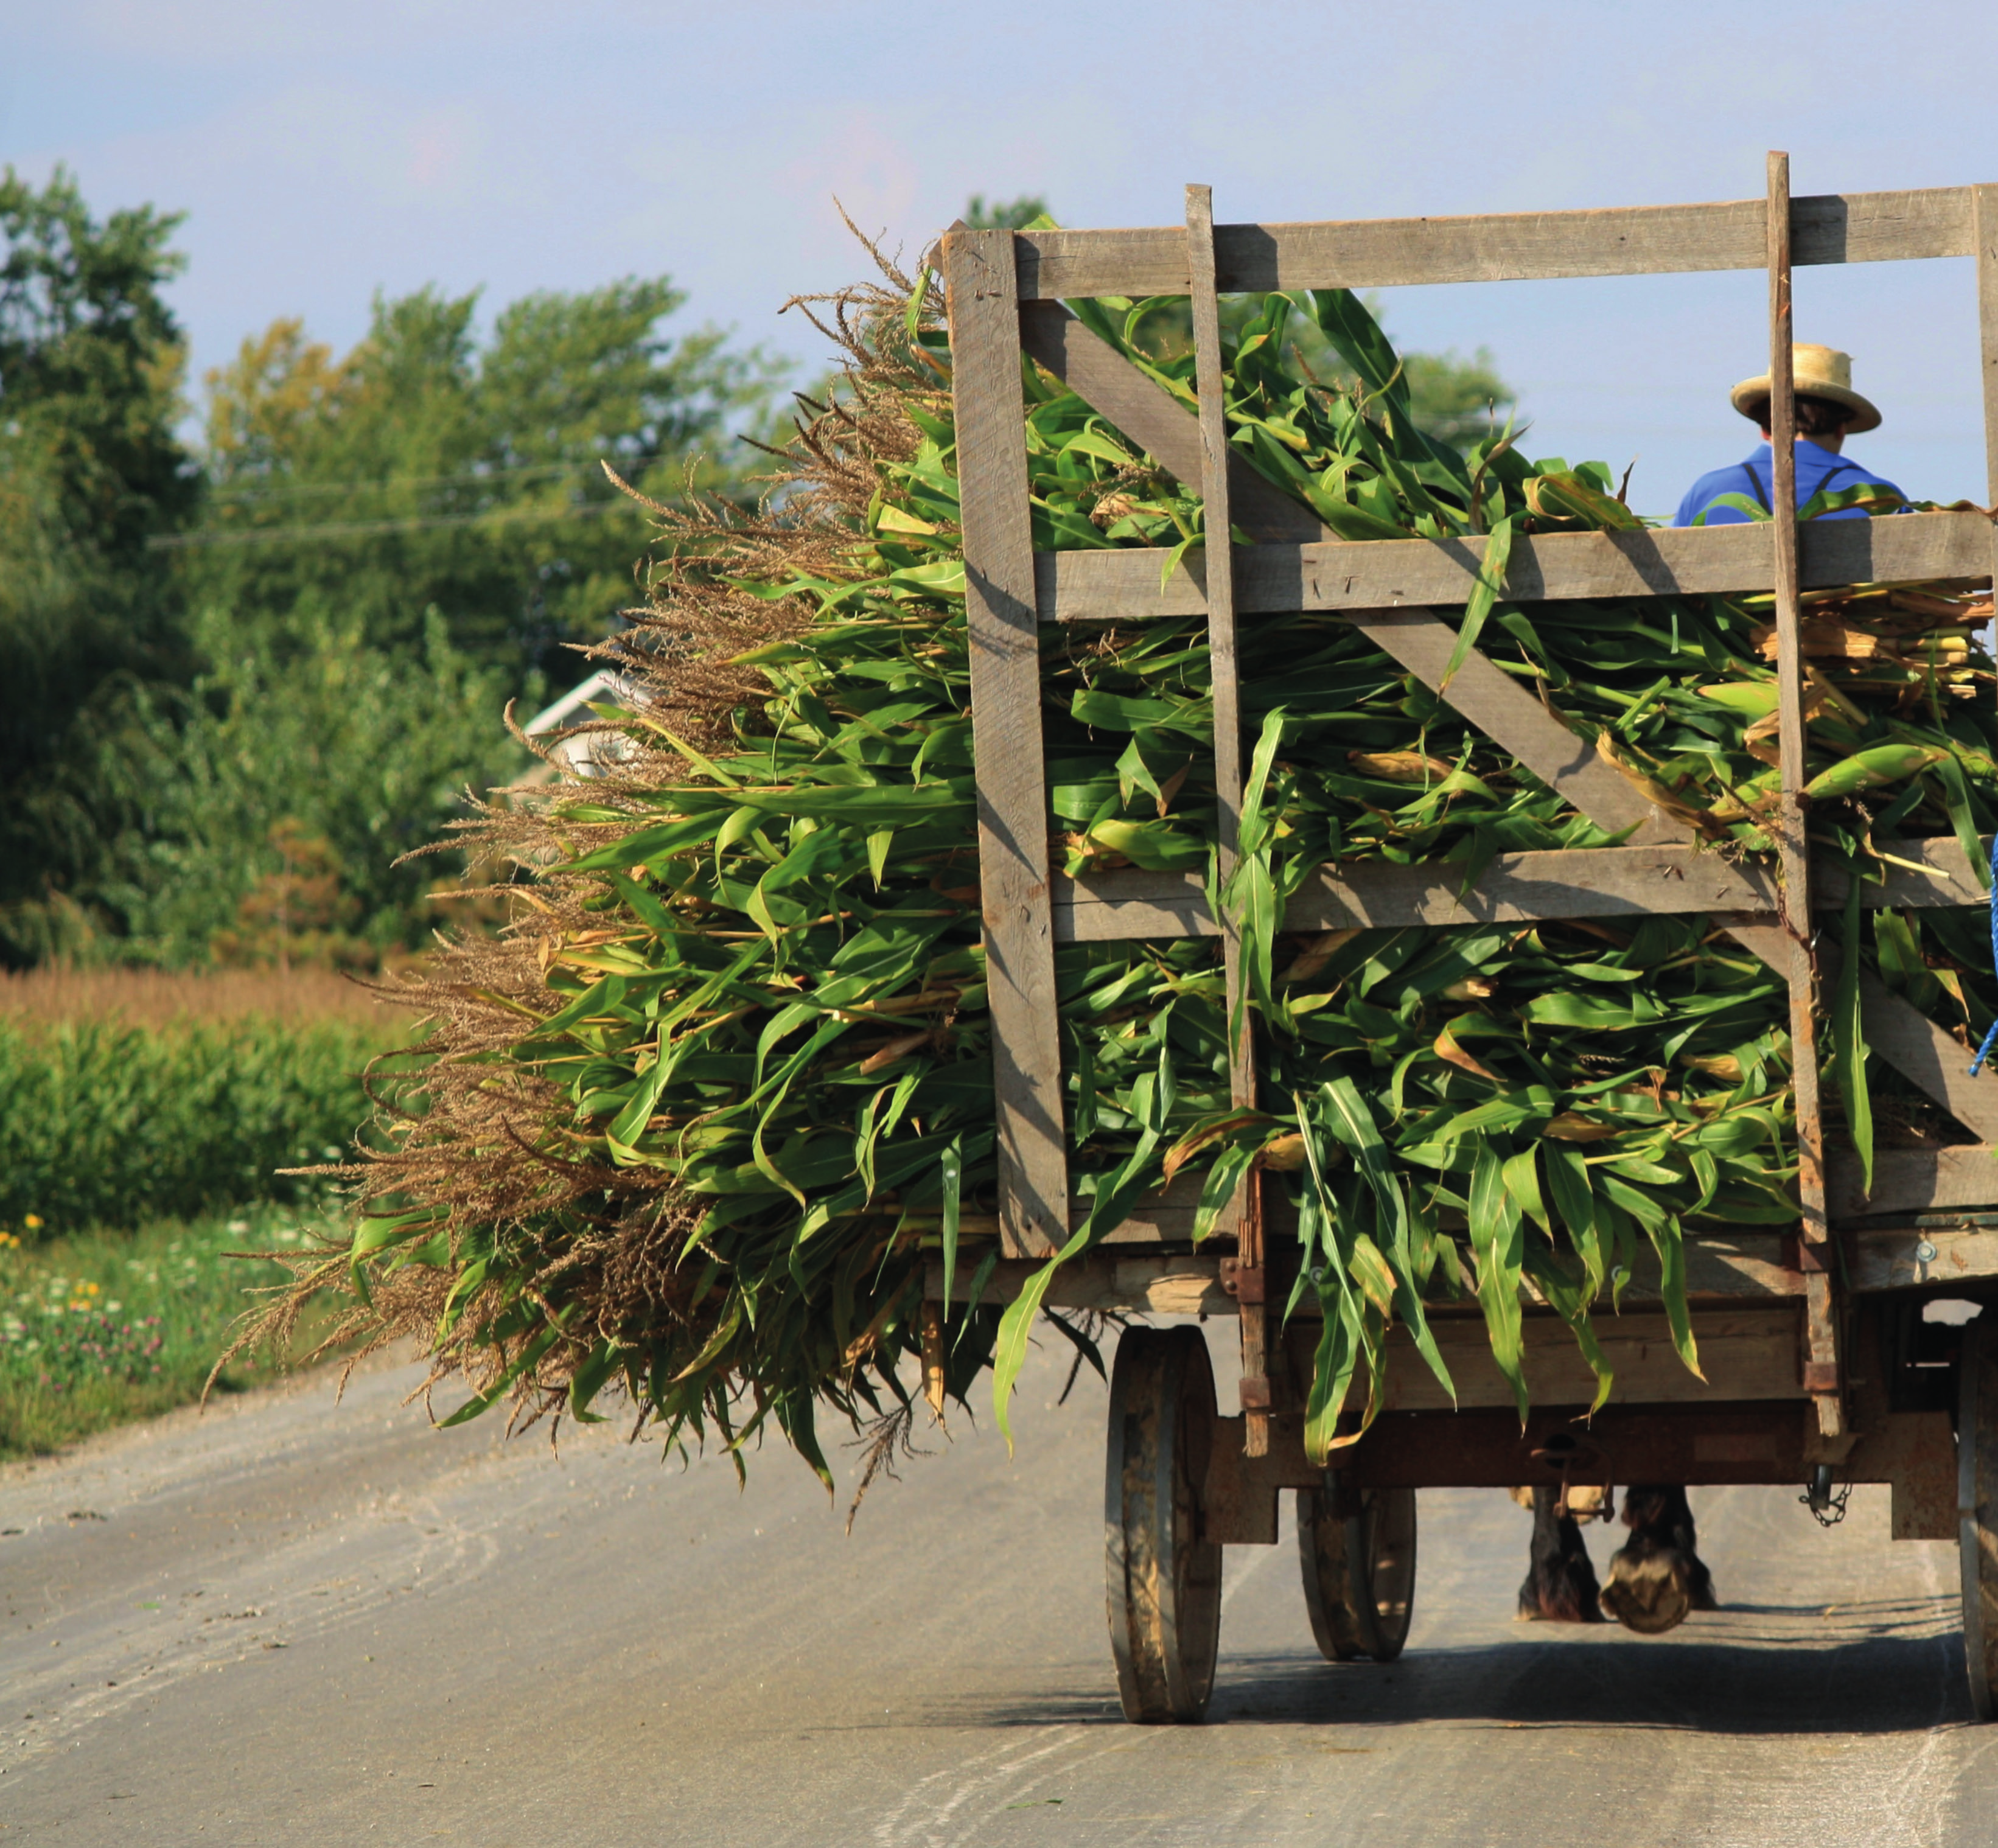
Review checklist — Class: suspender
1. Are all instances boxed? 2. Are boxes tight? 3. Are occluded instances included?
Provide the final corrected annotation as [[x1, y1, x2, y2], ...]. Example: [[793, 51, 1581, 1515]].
[[1747, 452, 1862, 511]]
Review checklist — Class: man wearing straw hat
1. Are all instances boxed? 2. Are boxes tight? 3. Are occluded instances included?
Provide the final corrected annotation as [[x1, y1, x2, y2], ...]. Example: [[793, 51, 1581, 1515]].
[[1674, 343, 1902, 527]]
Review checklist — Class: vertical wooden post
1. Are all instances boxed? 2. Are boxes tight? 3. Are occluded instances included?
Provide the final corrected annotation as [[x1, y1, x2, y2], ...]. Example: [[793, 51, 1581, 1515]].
[[1766, 152, 1842, 1438], [1975, 186, 1998, 522], [941, 226, 1066, 1259], [1186, 184, 1269, 1457]]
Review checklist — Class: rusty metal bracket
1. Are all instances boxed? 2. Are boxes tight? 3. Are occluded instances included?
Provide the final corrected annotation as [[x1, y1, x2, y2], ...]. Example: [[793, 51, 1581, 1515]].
[[1218, 1257, 1266, 1304], [1529, 1430, 1618, 1523]]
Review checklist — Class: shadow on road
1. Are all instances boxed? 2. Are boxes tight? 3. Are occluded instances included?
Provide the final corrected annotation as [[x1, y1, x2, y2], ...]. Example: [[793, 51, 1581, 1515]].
[[899, 1610, 1970, 1737], [1214, 1626, 1971, 1733]]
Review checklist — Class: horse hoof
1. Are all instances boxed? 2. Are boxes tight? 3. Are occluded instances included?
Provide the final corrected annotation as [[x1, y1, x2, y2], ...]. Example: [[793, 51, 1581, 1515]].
[[1600, 1547, 1692, 1635]]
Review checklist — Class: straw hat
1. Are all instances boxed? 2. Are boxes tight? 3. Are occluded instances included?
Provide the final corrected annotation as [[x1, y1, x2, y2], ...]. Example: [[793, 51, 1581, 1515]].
[[1730, 343, 1881, 433]]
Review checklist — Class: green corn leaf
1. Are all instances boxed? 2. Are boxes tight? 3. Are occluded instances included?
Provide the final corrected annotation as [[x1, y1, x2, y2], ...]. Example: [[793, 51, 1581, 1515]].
[[939, 1135, 963, 1316], [1836, 877, 1874, 1196], [1467, 1145, 1528, 1421], [1437, 517, 1515, 694]]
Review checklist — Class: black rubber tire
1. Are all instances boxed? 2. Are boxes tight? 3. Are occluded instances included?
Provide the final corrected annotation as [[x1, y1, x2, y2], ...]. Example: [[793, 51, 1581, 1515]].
[[1105, 1326, 1223, 1723], [1298, 1479, 1417, 1663]]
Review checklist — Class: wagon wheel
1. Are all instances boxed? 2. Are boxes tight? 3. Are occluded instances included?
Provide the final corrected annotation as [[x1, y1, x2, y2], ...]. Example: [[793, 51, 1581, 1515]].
[[1960, 1314, 1998, 1720], [1297, 1477, 1417, 1662], [1105, 1325, 1223, 1724]]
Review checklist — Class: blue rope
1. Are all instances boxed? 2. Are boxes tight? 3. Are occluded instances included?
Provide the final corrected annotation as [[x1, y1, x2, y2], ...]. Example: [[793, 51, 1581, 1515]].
[[1971, 830, 1998, 1076]]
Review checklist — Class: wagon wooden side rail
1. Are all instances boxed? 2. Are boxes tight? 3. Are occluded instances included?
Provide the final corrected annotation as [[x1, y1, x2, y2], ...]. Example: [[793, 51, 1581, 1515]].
[[937, 162, 1998, 1722]]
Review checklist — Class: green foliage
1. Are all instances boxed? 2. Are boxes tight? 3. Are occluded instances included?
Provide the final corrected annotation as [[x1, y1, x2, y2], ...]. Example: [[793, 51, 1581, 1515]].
[[83, 277, 792, 961], [0, 1203, 348, 1457], [0, 1013, 394, 1231], [1117, 290, 1515, 455], [179, 281, 789, 680], [1401, 344, 1515, 451], [78, 601, 523, 964], [0, 166, 196, 959], [0, 164, 194, 567], [962, 194, 1051, 230], [2, 164, 797, 963]]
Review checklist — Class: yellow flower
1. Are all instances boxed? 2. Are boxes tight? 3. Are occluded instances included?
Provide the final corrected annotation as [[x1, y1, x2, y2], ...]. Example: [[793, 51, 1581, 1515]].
[[24, 1215, 43, 1230]]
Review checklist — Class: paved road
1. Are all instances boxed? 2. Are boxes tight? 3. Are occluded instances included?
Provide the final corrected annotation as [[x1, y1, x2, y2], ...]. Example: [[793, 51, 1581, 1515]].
[[3, 1329, 1994, 1846]]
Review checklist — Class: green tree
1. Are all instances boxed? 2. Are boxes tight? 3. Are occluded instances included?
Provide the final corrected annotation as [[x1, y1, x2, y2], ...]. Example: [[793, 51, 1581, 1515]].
[[0, 166, 195, 961], [76, 277, 789, 964], [962, 194, 1051, 231], [175, 280, 789, 681], [1402, 345, 1515, 450], [85, 601, 522, 967]]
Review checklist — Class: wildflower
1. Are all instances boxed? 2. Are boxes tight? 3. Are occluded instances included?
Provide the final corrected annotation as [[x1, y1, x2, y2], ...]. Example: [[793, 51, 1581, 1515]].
[[24, 1215, 41, 1230]]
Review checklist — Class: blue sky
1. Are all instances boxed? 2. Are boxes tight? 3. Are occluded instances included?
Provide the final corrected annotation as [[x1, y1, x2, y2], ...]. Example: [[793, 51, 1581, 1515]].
[[5, 0, 1994, 518]]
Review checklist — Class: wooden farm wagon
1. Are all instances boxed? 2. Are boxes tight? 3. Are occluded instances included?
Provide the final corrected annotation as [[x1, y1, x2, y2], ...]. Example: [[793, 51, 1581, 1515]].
[[927, 158, 1998, 1724]]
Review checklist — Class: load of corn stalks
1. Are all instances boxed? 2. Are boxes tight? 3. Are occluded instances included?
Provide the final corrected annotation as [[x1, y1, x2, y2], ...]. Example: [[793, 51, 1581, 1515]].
[[242, 231, 1998, 1484]]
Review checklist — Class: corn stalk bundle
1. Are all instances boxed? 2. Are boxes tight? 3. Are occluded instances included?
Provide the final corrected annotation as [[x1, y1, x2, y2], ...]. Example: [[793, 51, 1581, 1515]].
[[255, 245, 1998, 1482]]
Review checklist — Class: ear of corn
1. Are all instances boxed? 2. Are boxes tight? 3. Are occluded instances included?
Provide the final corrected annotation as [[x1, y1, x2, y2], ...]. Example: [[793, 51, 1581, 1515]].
[[252, 250, 1998, 1482]]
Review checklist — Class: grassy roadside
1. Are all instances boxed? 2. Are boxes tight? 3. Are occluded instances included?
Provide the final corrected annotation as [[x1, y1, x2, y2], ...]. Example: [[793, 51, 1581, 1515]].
[[0, 1202, 355, 1460]]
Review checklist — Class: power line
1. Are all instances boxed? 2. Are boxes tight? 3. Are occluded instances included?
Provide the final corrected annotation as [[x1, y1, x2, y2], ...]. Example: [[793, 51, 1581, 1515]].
[[202, 451, 676, 504], [147, 497, 635, 551]]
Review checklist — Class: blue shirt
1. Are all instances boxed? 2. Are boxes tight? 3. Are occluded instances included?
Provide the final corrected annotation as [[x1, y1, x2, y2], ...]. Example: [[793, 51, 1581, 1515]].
[[1673, 440, 1902, 528]]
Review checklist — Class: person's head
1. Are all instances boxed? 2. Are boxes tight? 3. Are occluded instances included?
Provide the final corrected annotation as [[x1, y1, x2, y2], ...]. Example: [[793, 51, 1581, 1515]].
[[1741, 393, 1851, 451], [1730, 344, 1880, 450]]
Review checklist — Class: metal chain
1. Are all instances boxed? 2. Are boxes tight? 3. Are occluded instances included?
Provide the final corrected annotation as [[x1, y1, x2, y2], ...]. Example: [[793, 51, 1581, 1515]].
[[1801, 1464, 1851, 1527]]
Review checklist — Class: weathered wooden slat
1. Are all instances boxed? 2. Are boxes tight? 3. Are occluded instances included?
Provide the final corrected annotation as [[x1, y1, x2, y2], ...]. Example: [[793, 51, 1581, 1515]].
[[1188, 184, 1271, 1452], [928, 1251, 1234, 1317], [1856, 978, 1998, 1146], [1766, 156, 1832, 1270], [1033, 511, 1994, 624], [1185, 188, 1252, 1120], [1339, 607, 1688, 846], [1722, 920, 1998, 1146], [1761, 155, 1840, 1432], [1052, 835, 1989, 943], [1361, 1308, 1807, 1411], [1013, 187, 1975, 300], [1338, 1409, 1952, 1530], [943, 228, 1066, 1258], [1978, 184, 1998, 509], [1976, 184, 1998, 947], [1057, 845, 1767, 940], [1018, 299, 1322, 545], [1829, 1146, 1998, 1219], [1815, 835, 1993, 911], [1848, 1226, 1998, 1292], [929, 1238, 1801, 1313]]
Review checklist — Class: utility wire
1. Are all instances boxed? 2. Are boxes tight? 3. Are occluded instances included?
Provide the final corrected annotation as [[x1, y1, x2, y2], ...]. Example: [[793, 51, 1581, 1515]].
[[202, 450, 675, 504], [147, 497, 632, 551]]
